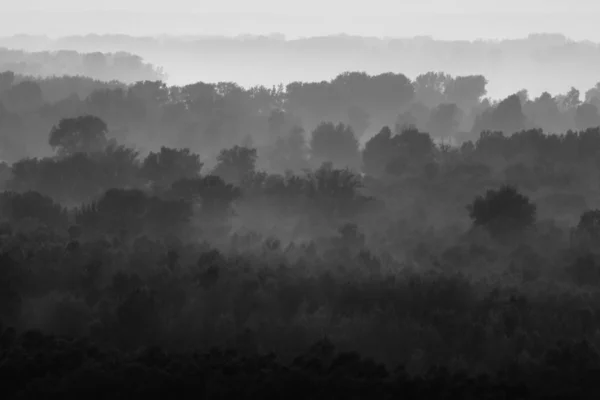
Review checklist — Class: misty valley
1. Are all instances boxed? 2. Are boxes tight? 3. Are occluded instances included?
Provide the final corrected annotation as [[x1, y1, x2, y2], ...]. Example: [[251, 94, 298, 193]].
[[2, 40, 600, 398]]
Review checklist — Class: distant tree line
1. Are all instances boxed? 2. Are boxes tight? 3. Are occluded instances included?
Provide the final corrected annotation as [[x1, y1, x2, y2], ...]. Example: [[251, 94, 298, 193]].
[[0, 48, 164, 84], [1, 68, 600, 171]]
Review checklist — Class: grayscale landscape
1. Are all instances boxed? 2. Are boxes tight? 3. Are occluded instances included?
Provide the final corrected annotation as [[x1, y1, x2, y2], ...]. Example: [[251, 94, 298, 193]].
[[2, 2, 600, 399]]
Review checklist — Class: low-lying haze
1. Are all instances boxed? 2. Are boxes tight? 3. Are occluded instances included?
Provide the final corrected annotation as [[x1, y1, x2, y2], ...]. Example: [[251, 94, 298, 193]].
[[3, 1, 600, 99]]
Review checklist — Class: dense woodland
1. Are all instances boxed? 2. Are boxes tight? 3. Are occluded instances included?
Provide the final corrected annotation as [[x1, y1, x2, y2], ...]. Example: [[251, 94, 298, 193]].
[[4, 58, 600, 397]]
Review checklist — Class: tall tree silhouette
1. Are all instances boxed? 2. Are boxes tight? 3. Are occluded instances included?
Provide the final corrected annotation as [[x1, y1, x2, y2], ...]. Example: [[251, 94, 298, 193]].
[[49, 115, 109, 156]]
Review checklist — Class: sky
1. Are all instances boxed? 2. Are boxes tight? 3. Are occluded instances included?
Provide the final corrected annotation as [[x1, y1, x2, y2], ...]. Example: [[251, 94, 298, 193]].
[[8, 0, 600, 14], [3, 0, 600, 40]]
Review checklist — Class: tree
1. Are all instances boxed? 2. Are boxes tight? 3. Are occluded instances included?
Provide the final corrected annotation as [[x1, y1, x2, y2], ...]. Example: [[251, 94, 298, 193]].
[[444, 75, 488, 111], [171, 176, 241, 218], [4, 80, 43, 114], [310, 122, 360, 170], [515, 89, 529, 105], [76, 188, 192, 238], [413, 72, 451, 108], [82, 52, 108, 78], [128, 80, 169, 109], [575, 103, 600, 131], [0, 191, 68, 228], [305, 162, 372, 220], [576, 210, 600, 240], [144, 197, 193, 237], [493, 95, 527, 133], [266, 126, 310, 173], [526, 92, 562, 133], [212, 146, 258, 186], [6, 151, 130, 205], [93, 188, 148, 236], [373, 126, 435, 176], [96, 143, 141, 189], [170, 175, 241, 238], [362, 126, 399, 177], [472, 94, 527, 135], [395, 126, 435, 161], [467, 185, 536, 237], [140, 147, 202, 188], [49, 115, 109, 156], [557, 87, 581, 111], [585, 83, 600, 108], [396, 102, 430, 132], [569, 209, 600, 250], [0, 71, 15, 95], [0, 103, 24, 163], [426, 103, 462, 138], [250, 85, 284, 115]]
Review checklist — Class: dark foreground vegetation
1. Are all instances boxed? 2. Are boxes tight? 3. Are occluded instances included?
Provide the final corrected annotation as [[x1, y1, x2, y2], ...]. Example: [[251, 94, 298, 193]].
[[4, 326, 600, 399], [3, 66, 600, 397]]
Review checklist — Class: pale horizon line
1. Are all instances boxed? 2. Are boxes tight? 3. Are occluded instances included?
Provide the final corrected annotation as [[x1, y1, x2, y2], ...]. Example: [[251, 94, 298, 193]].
[[0, 31, 594, 43]]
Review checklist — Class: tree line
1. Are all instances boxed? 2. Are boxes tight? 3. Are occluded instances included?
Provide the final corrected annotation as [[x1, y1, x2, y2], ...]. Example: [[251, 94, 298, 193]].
[[2, 69, 600, 167]]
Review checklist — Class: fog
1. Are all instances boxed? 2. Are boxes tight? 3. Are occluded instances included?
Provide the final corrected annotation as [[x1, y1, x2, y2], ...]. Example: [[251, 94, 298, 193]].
[[2, 1, 600, 99], [5, 2, 600, 398], [3, 32, 600, 101]]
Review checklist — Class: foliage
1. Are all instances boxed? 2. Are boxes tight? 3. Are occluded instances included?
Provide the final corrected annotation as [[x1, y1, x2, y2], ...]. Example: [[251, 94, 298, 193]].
[[467, 185, 536, 238], [48, 115, 110, 156], [170, 175, 241, 219], [0, 191, 68, 228], [3, 67, 600, 397], [75, 188, 192, 239], [310, 122, 360, 171], [140, 146, 203, 188], [212, 146, 258, 186]]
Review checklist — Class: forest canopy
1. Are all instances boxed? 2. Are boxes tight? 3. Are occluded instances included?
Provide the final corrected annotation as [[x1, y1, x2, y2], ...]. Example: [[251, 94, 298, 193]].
[[3, 54, 600, 397]]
